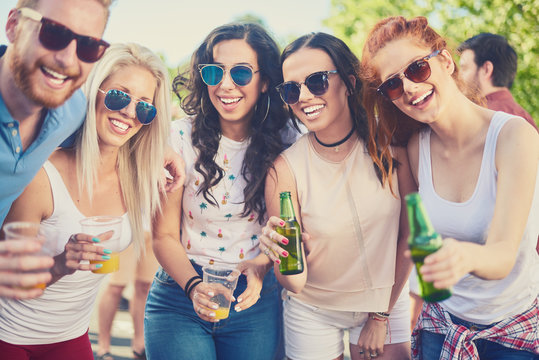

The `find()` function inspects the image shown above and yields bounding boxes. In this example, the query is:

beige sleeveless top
[282,134,400,312]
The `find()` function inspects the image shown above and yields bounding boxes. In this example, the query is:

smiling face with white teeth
[373,38,456,125]
[207,39,267,138]
[6,0,107,109]
[282,47,352,137]
[96,65,156,149]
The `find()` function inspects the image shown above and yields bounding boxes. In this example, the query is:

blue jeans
[420,313,538,360]
[144,264,281,360]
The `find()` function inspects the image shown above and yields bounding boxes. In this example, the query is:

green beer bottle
[277,191,304,275]
[405,192,452,302]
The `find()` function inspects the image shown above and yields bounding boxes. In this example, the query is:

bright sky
[0,0,332,66]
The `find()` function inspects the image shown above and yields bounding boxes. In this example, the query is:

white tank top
[0,161,131,344]
[418,112,539,324]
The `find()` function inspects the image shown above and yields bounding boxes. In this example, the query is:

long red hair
[360,16,482,187]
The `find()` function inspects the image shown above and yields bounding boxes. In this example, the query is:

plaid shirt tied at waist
[411,299,538,359]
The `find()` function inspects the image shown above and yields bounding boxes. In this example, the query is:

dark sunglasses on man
[18,7,109,63]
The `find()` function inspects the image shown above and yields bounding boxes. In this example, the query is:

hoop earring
[260,94,270,124]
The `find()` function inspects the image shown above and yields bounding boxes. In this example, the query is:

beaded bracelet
[374,311,390,318]
[184,275,202,296]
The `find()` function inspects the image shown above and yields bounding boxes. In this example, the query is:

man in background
[458,32,536,130]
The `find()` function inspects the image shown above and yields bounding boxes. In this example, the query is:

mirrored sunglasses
[98,89,156,125]
[276,70,338,105]
[377,50,440,100]
[198,64,259,87]
[18,7,109,63]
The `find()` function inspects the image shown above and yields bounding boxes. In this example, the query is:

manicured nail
[281,238,289,245]
[212,304,218,309]
[282,251,288,257]
[276,259,281,264]
[209,312,216,317]
[235,306,242,312]
[102,255,111,260]
[279,221,285,226]
[237,297,243,303]
[96,264,103,269]
[103,249,112,254]
[92,237,100,243]
[208,291,214,297]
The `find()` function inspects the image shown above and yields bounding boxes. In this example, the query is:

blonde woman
[0,43,170,360]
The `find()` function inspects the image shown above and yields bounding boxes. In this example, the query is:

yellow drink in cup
[213,307,230,320]
[80,216,123,274]
[3,221,56,290]
[202,266,240,320]
[90,252,120,274]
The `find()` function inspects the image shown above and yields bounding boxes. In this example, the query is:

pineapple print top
[170,118,264,266]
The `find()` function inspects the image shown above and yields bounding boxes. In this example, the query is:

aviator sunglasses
[198,64,259,87]
[276,70,338,105]
[18,7,109,63]
[377,50,440,100]
[98,89,157,125]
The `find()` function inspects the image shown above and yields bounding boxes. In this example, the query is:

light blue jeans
[420,313,538,359]
[144,264,281,360]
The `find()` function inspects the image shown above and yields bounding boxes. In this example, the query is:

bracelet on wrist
[186,279,203,301]
[183,275,202,295]
[374,311,390,318]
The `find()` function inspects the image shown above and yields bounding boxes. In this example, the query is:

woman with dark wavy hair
[259,32,415,360]
[361,16,538,359]
[144,22,296,360]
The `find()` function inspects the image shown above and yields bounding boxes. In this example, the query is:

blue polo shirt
[0,72,86,224]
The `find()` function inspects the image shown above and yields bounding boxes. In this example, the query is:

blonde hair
[78,43,171,255]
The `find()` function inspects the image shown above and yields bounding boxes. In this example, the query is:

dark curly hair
[173,22,290,224]
[281,32,391,187]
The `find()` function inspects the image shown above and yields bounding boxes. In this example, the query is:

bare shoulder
[498,117,539,156]
[5,167,53,223]
[48,149,74,175]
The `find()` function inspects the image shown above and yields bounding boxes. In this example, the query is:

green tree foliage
[325,0,538,124]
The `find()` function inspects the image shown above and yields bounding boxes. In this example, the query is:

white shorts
[283,285,410,360]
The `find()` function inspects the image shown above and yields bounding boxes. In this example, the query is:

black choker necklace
[314,124,356,153]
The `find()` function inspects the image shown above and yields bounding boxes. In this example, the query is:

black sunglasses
[98,89,157,125]
[377,50,440,100]
[18,7,109,63]
[276,70,338,105]
[198,64,259,87]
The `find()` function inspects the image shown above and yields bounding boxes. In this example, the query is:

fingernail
[92,237,100,243]
[209,312,216,317]
[282,238,289,245]
[237,297,242,303]
[96,264,103,268]
[279,221,285,226]
[232,296,236,302]
[282,251,288,257]
[208,291,214,297]
[103,249,112,254]
[235,306,242,312]
[276,259,281,264]
[102,255,111,260]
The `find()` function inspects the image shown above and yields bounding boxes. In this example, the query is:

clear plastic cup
[80,216,123,274]
[202,265,241,319]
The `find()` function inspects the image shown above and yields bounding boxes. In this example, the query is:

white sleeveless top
[0,161,131,344]
[418,112,539,324]
[283,134,401,312]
